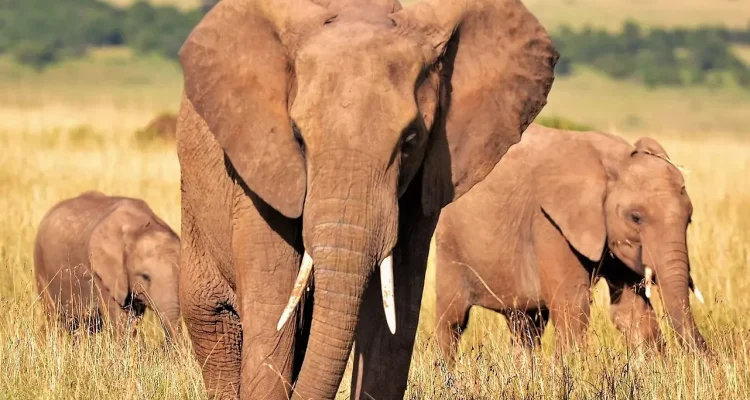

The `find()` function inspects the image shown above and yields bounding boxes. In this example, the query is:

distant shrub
[11,40,62,70]
[134,112,178,146]
[534,116,594,132]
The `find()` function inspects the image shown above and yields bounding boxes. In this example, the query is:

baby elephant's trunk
[147,284,182,344]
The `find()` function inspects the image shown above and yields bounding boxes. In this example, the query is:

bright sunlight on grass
[1,95,749,400]
[1,0,749,397]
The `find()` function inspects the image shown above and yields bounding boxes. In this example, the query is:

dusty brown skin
[34,191,181,342]
[175,0,557,398]
[435,124,707,362]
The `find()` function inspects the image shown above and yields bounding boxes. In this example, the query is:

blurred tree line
[0,0,209,69]
[1,0,749,90]
[553,20,750,88]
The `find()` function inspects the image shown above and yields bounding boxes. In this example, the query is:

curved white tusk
[644,267,653,299]
[380,254,396,334]
[688,275,705,304]
[277,252,313,331]
[693,287,705,304]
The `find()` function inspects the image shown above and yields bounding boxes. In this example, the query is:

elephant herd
[32,0,708,399]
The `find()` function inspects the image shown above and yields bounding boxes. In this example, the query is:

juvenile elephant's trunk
[290,155,398,399]
[648,234,706,351]
[160,303,182,343]
[147,283,182,343]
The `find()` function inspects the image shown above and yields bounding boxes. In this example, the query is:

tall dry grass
[2,46,750,397]
[1,114,749,399]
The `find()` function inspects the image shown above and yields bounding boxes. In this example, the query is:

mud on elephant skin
[34,191,182,343]
[434,124,708,363]
[175,0,557,398]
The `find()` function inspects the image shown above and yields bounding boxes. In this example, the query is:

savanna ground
[2,1,750,398]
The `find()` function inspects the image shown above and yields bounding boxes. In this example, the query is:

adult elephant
[434,124,708,362]
[175,0,557,398]
[34,191,182,342]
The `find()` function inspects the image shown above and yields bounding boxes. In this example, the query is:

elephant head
[179,0,557,396]
[535,135,707,351]
[89,203,182,342]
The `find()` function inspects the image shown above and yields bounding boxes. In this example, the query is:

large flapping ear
[178,0,329,219]
[534,143,608,262]
[390,0,559,214]
[88,203,151,308]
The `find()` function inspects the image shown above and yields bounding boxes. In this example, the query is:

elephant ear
[178,0,328,219]
[88,202,151,308]
[390,0,558,214]
[533,143,608,262]
[632,137,669,158]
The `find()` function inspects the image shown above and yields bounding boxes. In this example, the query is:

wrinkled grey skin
[34,191,181,342]
[434,124,707,362]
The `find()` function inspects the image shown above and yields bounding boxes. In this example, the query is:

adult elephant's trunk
[647,233,706,351]
[290,154,398,399]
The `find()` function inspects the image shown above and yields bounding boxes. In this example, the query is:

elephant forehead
[624,156,687,192]
[133,232,179,259]
[295,21,423,91]
[290,36,422,146]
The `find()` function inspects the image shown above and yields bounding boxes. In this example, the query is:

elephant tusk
[693,286,705,304]
[689,276,705,304]
[644,267,653,299]
[276,252,313,331]
[380,254,396,335]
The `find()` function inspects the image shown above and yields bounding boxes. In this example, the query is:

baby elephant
[434,124,707,361]
[34,191,181,341]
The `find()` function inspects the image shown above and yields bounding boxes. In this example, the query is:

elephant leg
[350,197,439,400]
[506,308,548,350]
[233,193,302,400]
[434,266,472,367]
[607,279,665,351]
[547,275,590,352]
[535,215,592,352]
[181,229,242,399]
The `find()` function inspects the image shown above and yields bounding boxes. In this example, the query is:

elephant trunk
[649,235,706,351]
[160,302,182,343]
[147,281,182,343]
[290,154,398,399]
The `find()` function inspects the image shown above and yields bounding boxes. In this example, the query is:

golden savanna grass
[2,99,750,399]
[2,3,750,394]
[2,105,750,400]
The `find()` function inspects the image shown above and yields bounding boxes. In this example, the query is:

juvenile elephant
[34,191,181,342]
[434,124,707,362]
[175,0,557,398]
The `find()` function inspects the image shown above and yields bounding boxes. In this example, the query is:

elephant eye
[629,211,642,225]
[401,130,419,156]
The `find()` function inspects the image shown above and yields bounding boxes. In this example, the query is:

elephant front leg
[350,209,439,400]
[181,227,242,399]
[233,194,303,400]
[535,215,592,352]
[607,279,665,351]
